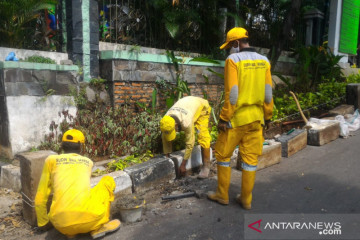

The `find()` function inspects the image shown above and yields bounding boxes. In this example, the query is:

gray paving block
[346,84,360,110]
[124,156,175,193]
[0,164,21,192]
[307,122,340,146]
[277,129,307,157]
[17,150,56,226]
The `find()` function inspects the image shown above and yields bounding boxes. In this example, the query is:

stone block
[17,150,56,226]
[113,70,141,82]
[0,164,21,192]
[329,104,354,116]
[170,145,213,177]
[257,142,282,170]
[91,170,132,197]
[191,66,204,75]
[124,156,175,193]
[276,129,307,157]
[32,70,56,86]
[60,60,73,65]
[4,68,20,83]
[346,84,360,110]
[307,122,340,146]
[236,142,282,171]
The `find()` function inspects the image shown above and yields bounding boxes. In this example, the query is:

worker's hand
[217,119,227,132]
[264,120,271,131]
[179,160,187,177]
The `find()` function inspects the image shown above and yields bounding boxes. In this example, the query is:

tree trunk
[268,0,302,71]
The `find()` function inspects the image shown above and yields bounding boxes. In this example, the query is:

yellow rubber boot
[207,165,231,205]
[236,170,256,210]
[90,219,121,239]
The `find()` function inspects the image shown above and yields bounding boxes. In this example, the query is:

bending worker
[35,129,121,239]
[160,96,212,178]
[208,27,273,209]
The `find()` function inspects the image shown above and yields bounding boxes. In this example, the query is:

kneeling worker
[35,129,121,239]
[160,96,212,178]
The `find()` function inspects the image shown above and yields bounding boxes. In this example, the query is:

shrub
[39,85,162,158]
[24,55,56,64]
[272,74,360,121]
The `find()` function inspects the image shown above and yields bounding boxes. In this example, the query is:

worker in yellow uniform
[35,129,121,239]
[208,27,273,209]
[160,96,212,178]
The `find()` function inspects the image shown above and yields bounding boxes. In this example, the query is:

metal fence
[97,0,313,58]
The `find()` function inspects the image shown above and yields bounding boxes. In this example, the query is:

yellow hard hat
[220,27,249,50]
[62,129,85,144]
[160,115,176,141]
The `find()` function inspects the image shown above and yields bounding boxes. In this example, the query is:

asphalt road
[32,130,360,240]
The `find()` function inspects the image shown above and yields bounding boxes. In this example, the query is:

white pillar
[328,0,349,65]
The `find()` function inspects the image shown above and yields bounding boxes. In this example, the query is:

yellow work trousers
[55,176,115,236]
[195,106,211,149]
[214,121,263,170]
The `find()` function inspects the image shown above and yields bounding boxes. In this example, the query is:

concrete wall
[0,62,79,159]
[0,47,69,65]
[6,96,76,155]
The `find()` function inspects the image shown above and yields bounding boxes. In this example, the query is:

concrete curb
[124,156,176,193]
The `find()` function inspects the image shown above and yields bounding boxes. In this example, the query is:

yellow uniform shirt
[35,154,114,230]
[220,48,274,127]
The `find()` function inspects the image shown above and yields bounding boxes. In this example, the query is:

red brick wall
[113,81,224,113]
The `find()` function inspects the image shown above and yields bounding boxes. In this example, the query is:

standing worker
[35,129,121,239]
[207,27,273,209]
[160,96,212,178]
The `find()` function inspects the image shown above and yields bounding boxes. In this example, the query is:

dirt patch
[0,188,35,240]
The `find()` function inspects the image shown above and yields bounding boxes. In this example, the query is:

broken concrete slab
[307,122,340,146]
[17,150,56,226]
[236,142,282,171]
[276,129,307,157]
[91,170,132,197]
[0,164,21,192]
[124,156,175,193]
[329,104,354,116]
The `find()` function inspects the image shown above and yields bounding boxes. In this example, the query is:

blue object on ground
[5,52,19,61]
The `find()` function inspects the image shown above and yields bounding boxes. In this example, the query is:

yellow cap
[62,129,85,144]
[160,115,176,141]
[220,27,249,50]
